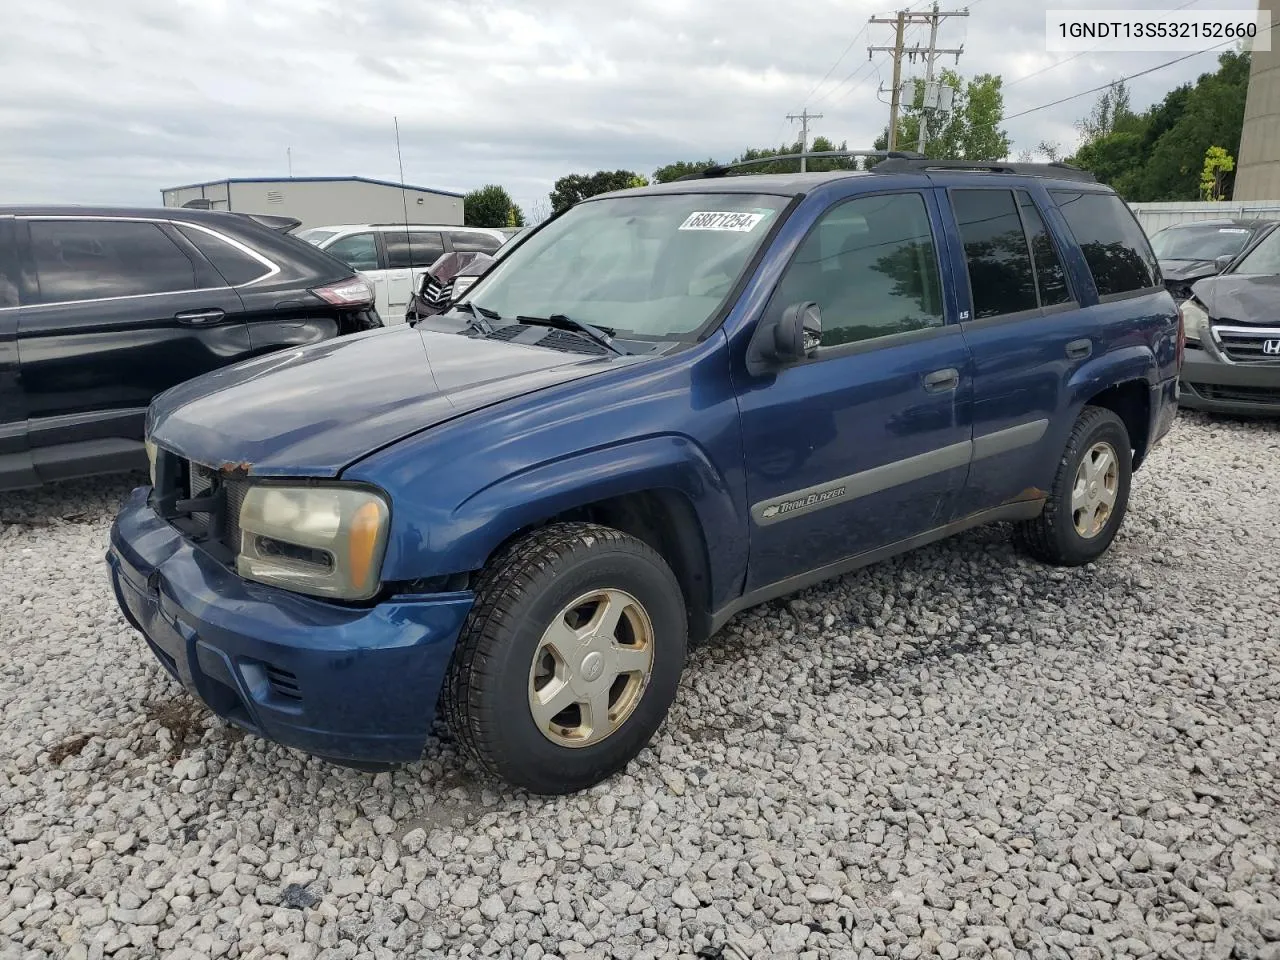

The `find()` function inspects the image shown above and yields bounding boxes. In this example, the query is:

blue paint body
[108,169,1181,765]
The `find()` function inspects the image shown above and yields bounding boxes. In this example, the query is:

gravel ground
[1,411,1278,960]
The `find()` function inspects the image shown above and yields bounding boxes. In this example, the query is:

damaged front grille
[152,451,248,563]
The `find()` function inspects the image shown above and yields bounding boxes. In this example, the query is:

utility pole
[869,12,907,152]
[786,109,824,172]
[870,6,966,153]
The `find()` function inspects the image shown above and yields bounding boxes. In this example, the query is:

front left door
[734,189,974,592]
[0,216,31,487]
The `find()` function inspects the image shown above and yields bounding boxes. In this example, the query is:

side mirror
[746,302,822,375]
[1213,254,1234,272]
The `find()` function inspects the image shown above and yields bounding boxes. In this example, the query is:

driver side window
[771,192,944,348]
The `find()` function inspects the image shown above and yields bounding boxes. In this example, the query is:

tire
[1014,406,1132,567]
[442,522,687,794]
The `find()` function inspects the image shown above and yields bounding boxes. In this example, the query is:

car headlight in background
[145,439,158,487]
[236,485,390,600]
[1178,299,1208,342]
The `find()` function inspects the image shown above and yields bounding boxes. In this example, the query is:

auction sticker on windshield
[679,211,765,232]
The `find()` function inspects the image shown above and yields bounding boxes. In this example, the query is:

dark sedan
[1179,226,1280,416]
[1150,218,1277,301]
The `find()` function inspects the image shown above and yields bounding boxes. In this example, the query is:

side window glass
[177,225,270,286]
[950,189,1037,319]
[385,231,445,269]
[450,232,502,253]
[324,232,380,272]
[1050,190,1158,296]
[1016,191,1071,306]
[0,220,16,308]
[771,192,944,347]
[29,220,196,304]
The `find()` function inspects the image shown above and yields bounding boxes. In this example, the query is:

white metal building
[160,177,464,229]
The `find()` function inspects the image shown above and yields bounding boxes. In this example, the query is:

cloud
[0,0,1254,215]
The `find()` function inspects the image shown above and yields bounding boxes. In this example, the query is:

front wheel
[442,522,687,794]
[1014,406,1133,566]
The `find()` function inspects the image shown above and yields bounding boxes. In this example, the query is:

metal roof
[161,176,465,199]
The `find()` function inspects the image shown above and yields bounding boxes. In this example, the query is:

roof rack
[871,158,1097,183]
[675,150,924,180]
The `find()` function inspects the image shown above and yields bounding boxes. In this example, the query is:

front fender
[452,433,741,592]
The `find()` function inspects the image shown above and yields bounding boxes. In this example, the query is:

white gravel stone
[0,415,1277,958]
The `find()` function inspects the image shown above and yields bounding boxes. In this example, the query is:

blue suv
[107,155,1181,794]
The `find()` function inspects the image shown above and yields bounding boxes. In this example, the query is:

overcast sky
[0,0,1260,217]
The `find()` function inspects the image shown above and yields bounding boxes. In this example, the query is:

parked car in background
[1178,226,1280,416]
[294,223,507,321]
[404,227,531,322]
[110,155,1180,794]
[1148,218,1276,301]
[0,205,382,491]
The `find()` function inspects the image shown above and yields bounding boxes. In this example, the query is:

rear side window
[177,225,271,286]
[0,219,16,308]
[1017,191,1071,306]
[324,232,380,272]
[950,189,1038,319]
[29,220,196,304]
[1050,190,1158,297]
[449,232,502,253]
[385,231,445,268]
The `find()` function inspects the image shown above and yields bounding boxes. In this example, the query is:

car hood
[1191,274,1280,324]
[147,326,623,477]
[1159,258,1221,282]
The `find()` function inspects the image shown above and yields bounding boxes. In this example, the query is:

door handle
[1066,338,1092,360]
[923,367,960,392]
[175,309,226,325]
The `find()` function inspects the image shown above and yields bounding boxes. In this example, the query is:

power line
[802,25,870,106]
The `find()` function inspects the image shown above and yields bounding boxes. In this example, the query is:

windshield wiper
[516,314,630,356]
[449,301,500,335]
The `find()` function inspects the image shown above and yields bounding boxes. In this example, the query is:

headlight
[236,485,390,600]
[145,440,158,487]
[1179,299,1208,342]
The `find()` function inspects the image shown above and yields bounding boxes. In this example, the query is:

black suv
[0,206,383,491]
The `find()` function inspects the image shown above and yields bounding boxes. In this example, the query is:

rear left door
[16,217,248,463]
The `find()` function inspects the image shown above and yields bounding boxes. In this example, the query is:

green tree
[1069,51,1250,201]
[876,71,1011,161]
[1200,145,1235,200]
[464,185,523,228]
[653,159,719,182]
[549,170,650,212]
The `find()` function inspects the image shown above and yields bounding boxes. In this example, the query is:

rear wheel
[442,522,686,794]
[1014,406,1132,566]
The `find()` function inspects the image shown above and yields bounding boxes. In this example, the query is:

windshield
[294,228,337,246]
[1150,223,1253,260]
[463,193,790,339]
[1233,228,1280,275]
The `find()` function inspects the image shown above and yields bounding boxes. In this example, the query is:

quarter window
[324,232,380,272]
[177,225,270,286]
[950,189,1038,319]
[1050,190,1158,297]
[29,220,197,304]
[770,192,944,347]
[385,231,446,269]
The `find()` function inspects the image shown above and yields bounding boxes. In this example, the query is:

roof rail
[675,150,924,181]
[871,158,1097,183]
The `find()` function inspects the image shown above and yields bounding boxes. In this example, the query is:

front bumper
[107,486,474,766]
[1179,347,1280,416]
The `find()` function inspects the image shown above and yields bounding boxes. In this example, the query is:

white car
[294,223,508,322]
